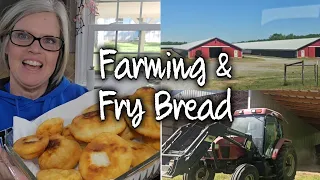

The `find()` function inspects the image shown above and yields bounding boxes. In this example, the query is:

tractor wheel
[274,143,297,180]
[231,164,259,180]
[182,164,215,180]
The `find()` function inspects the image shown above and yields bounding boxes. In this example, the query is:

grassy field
[205,56,320,90]
[177,55,320,90]
[162,171,320,180]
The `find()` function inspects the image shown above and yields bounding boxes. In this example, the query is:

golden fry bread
[39,135,82,170]
[126,87,160,139]
[36,118,64,137]
[129,87,156,103]
[119,124,141,140]
[79,133,132,180]
[142,136,160,151]
[82,103,115,115]
[62,126,87,148]
[13,135,49,160]
[77,140,88,149]
[62,125,76,141]
[82,104,99,114]
[124,115,160,139]
[69,110,126,143]
[105,103,115,112]
[128,140,157,167]
[37,169,83,180]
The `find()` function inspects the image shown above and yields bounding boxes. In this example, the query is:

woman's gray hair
[0,0,70,86]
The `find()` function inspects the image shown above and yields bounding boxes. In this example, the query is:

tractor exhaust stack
[248,90,252,109]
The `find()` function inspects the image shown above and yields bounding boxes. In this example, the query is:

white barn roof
[161,38,212,51]
[173,90,225,99]
[161,37,241,51]
[176,38,212,50]
[234,38,320,50]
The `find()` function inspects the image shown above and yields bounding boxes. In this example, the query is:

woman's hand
[0,147,28,180]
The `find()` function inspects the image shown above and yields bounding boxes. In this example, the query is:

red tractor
[162,108,297,180]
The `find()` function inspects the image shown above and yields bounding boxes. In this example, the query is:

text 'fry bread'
[126,87,160,139]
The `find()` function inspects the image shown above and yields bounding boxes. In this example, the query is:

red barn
[297,39,320,58]
[234,38,320,58]
[163,37,242,59]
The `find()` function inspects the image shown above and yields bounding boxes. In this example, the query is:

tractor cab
[162,108,297,180]
[231,108,285,157]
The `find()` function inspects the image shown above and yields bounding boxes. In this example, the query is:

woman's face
[6,12,61,88]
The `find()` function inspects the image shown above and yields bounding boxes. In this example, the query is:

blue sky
[161,0,320,43]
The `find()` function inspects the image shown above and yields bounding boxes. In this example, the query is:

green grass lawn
[162,172,320,180]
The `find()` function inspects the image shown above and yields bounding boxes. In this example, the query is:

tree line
[161,33,320,45]
[237,33,320,43]
[161,41,188,45]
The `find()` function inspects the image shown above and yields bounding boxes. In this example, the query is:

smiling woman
[6,12,63,98]
[0,0,88,178]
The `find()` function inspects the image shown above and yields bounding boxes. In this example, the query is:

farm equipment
[161,108,297,180]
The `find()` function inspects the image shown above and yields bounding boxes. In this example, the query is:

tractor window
[276,118,284,139]
[264,115,279,157]
[231,115,264,137]
[231,115,265,154]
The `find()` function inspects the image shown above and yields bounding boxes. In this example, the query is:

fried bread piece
[127,140,157,167]
[126,87,160,139]
[38,135,82,170]
[70,110,126,143]
[81,103,115,115]
[37,169,83,180]
[119,124,141,140]
[36,118,64,137]
[79,133,132,180]
[13,135,49,160]
[62,125,76,141]
[142,136,160,151]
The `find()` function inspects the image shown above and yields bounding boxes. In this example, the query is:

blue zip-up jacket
[0,76,88,145]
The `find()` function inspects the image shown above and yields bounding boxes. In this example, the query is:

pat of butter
[90,152,110,167]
